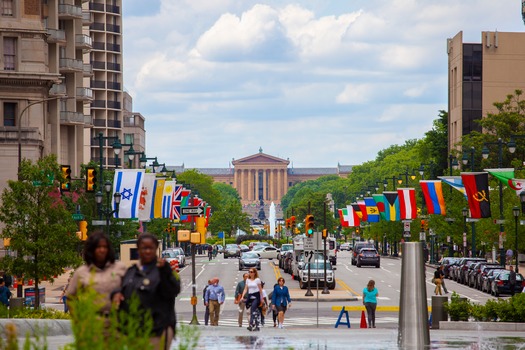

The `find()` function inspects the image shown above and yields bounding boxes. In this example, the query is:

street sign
[304,237,315,251]
[493,219,506,224]
[181,206,204,215]
[92,220,106,226]
[72,213,84,220]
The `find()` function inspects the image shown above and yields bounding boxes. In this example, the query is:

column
[234,167,238,194]
[284,168,288,198]
[263,169,267,201]
[239,169,244,200]
[277,168,282,201]
[248,169,254,201]
[255,169,259,201]
[270,169,275,201]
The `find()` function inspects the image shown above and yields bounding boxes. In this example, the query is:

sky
[122,0,525,169]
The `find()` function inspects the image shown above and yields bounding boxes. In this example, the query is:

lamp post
[124,144,137,168]
[95,181,121,237]
[94,132,121,196]
[512,206,520,273]
[399,167,416,187]
[482,138,508,266]
[462,146,478,257]
[418,162,436,180]
[139,154,160,172]
[462,207,468,256]
[383,176,398,191]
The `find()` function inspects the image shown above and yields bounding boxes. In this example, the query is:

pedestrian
[433,266,443,295]
[66,230,127,317]
[0,277,12,307]
[271,277,291,329]
[234,273,248,327]
[203,280,212,325]
[439,265,448,294]
[59,275,72,313]
[207,245,213,261]
[259,282,269,327]
[509,265,517,296]
[112,233,181,350]
[204,277,225,326]
[267,284,278,327]
[213,245,218,258]
[241,268,264,331]
[362,279,378,328]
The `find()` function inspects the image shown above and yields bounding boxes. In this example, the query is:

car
[215,244,224,254]
[490,271,524,296]
[351,242,375,265]
[253,245,280,260]
[223,244,241,258]
[277,244,293,268]
[167,247,186,268]
[239,252,261,271]
[249,241,271,250]
[291,251,324,280]
[440,257,459,279]
[239,244,250,253]
[469,262,500,289]
[475,264,502,290]
[481,268,506,293]
[340,243,351,251]
[161,250,181,270]
[356,248,380,268]
[455,258,486,284]
[298,260,336,290]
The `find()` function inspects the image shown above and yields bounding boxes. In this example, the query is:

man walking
[203,280,212,325]
[509,265,517,296]
[204,277,225,326]
[235,273,248,327]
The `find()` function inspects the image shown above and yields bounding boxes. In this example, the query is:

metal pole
[515,214,519,273]
[189,190,200,325]
[105,189,110,237]
[463,215,467,257]
[322,202,329,294]
[498,139,506,266]
[98,133,104,199]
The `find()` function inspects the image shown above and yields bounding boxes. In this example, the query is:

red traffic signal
[61,165,71,191]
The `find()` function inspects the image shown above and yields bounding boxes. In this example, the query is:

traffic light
[77,220,88,241]
[421,220,428,231]
[355,227,360,235]
[60,165,71,191]
[322,229,328,238]
[305,214,315,236]
[285,218,290,229]
[86,167,97,192]
[290,216,296,228]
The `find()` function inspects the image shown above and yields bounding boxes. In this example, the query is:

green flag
[484,168,515,186]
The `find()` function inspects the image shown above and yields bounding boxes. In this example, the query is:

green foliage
[208,199,251,238]
[444,292,471,321]
[176,169,220,210]
[446,293,525,323]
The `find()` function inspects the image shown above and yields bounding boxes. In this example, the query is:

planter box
[440,321,525,331]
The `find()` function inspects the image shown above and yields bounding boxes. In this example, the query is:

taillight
[522,281,525,287]
[359,253,364,257]
[496,280,504,286]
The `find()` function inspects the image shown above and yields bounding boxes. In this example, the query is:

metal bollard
[398,242,430,349]
[431,296,448,329]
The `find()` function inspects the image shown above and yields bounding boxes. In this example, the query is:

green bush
[444,292,471,321]
[446,292,525,323]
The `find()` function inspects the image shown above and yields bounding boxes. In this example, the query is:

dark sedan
[239,252,261,271]
[224,244,241,258]
[490,271,524,296]
[356,248,380,268]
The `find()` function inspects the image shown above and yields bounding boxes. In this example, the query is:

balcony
[83,64,93,77]
[91,80,105,89]
[60,111,85,125]
[46,29,66,44]
[92,100,106,108]
[106,4,120,14]
[82,11,93,25]
[107,100,121,109]
[76,87,93,101]
[106,24,121,34]
[89,2,105,12]
[93,119,106,127]
[108,119,121,128]
[107,81,121,90]
[92,41,105,50]
[106,43,121,52]
[107,62,121,71]
[75,34,93,51]
[92,61,105,69]
[58,4,82,19]
[84,115,93,126]
[90,22,104,31]
[59,58,83,72]
[49,83,66,96]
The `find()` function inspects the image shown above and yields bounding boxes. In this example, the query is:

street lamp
[462,207,468,256]
[139,154,160,173]
[512,206,520,273]
[399,167,416,187]
[124,144,137,168]
[384,176,398,191]
[94,133,121,195]
[462,147,478,257]
[95,181,121,237]
[418,162,436,180]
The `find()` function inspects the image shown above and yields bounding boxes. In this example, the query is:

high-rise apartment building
[0,0,93,194]
[448,31,525,151]
[122,91,145,169]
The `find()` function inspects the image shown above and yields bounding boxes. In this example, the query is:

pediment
[232,152,290,165]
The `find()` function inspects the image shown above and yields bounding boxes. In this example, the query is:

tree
[208,199,251,237]
[0,155,81,308]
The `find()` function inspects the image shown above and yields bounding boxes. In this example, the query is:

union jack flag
[171,185,183,220]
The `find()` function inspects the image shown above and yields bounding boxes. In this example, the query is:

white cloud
[336,84,372,104]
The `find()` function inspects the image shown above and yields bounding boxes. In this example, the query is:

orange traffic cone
[360,310,367,328]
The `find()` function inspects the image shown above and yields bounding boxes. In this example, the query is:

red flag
[461,172,491,218]
[397,188,417,220]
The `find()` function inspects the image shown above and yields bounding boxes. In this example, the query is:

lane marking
[336,279,360,297]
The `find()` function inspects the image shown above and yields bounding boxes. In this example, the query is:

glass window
[3,37,16,70]
[3,102,16,126]
[124,133,134,144]
[1,0,13,16]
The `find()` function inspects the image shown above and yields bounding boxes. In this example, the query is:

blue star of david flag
[113,169,145,219]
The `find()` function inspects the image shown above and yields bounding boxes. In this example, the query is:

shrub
[444,292,470,321]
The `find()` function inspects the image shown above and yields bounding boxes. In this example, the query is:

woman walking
[271,277,291,329]
[362,279,378,328]
[433,266,443,295]
[241,268,264,331]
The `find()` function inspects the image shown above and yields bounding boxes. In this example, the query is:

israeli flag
[113,169,145,219]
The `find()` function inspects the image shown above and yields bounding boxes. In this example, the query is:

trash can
[431,295,448,329]
[9,297,24,311]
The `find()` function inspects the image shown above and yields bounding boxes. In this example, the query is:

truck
[291,234,337,279]
[298,259,336,290]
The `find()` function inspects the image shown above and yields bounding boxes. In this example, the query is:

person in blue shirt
[0,278,11,307]
[362,279,378,328]
[204,277,225,326]
[271,277,291,329]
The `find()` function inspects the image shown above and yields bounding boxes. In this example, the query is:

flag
[397,188,417,220]
[372,194,386,220]
[461,172,491,219]
[351,203,364,220]
[509,179,525,195]
[438,176,467,197]
[112,169,145,219]
[171,184,183,220]
[420,180,446,215]
[357,199,368,222]
[180,189,191,222]
[205,205,211,227]
[150,178,165,219]
[484,168,515,186]
[339,205,361,227]
[364,197,380,222]
[138,173,155,221]
[383,192,400,221]
[162,181,175,218]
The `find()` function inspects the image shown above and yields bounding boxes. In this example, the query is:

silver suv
[298,260,336,290]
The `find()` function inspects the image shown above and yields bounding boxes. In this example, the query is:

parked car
[440,257,459,279]
[278,244,293,268]
[298,260,336,290]
[351,241,375,265]
[490,271,524,296]
[356,248,380,268]
[239,244,250,253]
[454,258,486,284]
[161,250,180,271]
[481,268,506,293]
[168,247,186,268]
[340,243,351,251]
[224,244,241,258]
[468,262,500,289]
[239,252,261,271]
[475,264,503,290]
[253,245,280,260]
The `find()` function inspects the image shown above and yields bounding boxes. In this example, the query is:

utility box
[431,295,448,329]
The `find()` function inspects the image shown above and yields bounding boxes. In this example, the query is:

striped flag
[462,172,491,218]
[162,181,176,218]
[397,188,417,220]
[438,176,467,197]
[383,192,400,221]
[357,199,368,222]
[138,173,155,221]
[372,194,386,220]
[339,205,361,227]
[364,197,380,222]
[420,180,446,215]
[112,169,145,219]
[150,178,165,219]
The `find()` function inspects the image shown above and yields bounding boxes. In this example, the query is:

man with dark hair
[509,265,517,296]
[235,273,249,327]
[0,278,12,307]
[204,277,225,326]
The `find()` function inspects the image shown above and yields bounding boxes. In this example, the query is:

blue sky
[122,0,525,169]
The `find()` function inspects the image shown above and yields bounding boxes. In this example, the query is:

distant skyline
[122,0,525,168]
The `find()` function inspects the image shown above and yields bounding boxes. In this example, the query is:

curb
[293,296,358,302]
[0,319,72,337]
[439,321,525,331]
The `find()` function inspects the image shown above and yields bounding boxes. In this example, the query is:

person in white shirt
[241,268,264,331]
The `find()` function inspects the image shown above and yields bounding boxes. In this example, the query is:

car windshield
[162,251,176,258]
[242,252,259,259]
[281,244,293,251]
[253,246,264,251]
[226,244,238,249]
[306,262,330,270]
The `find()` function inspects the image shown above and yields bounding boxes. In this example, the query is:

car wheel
[328,283,336,290]
[494,288,499,297]
[376,264,380,268]
[357,262,361,268]
[299,280,306,289]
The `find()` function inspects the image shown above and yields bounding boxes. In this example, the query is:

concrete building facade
[448,31,525,150]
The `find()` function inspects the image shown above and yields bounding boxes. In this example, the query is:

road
[174,250,505,329]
